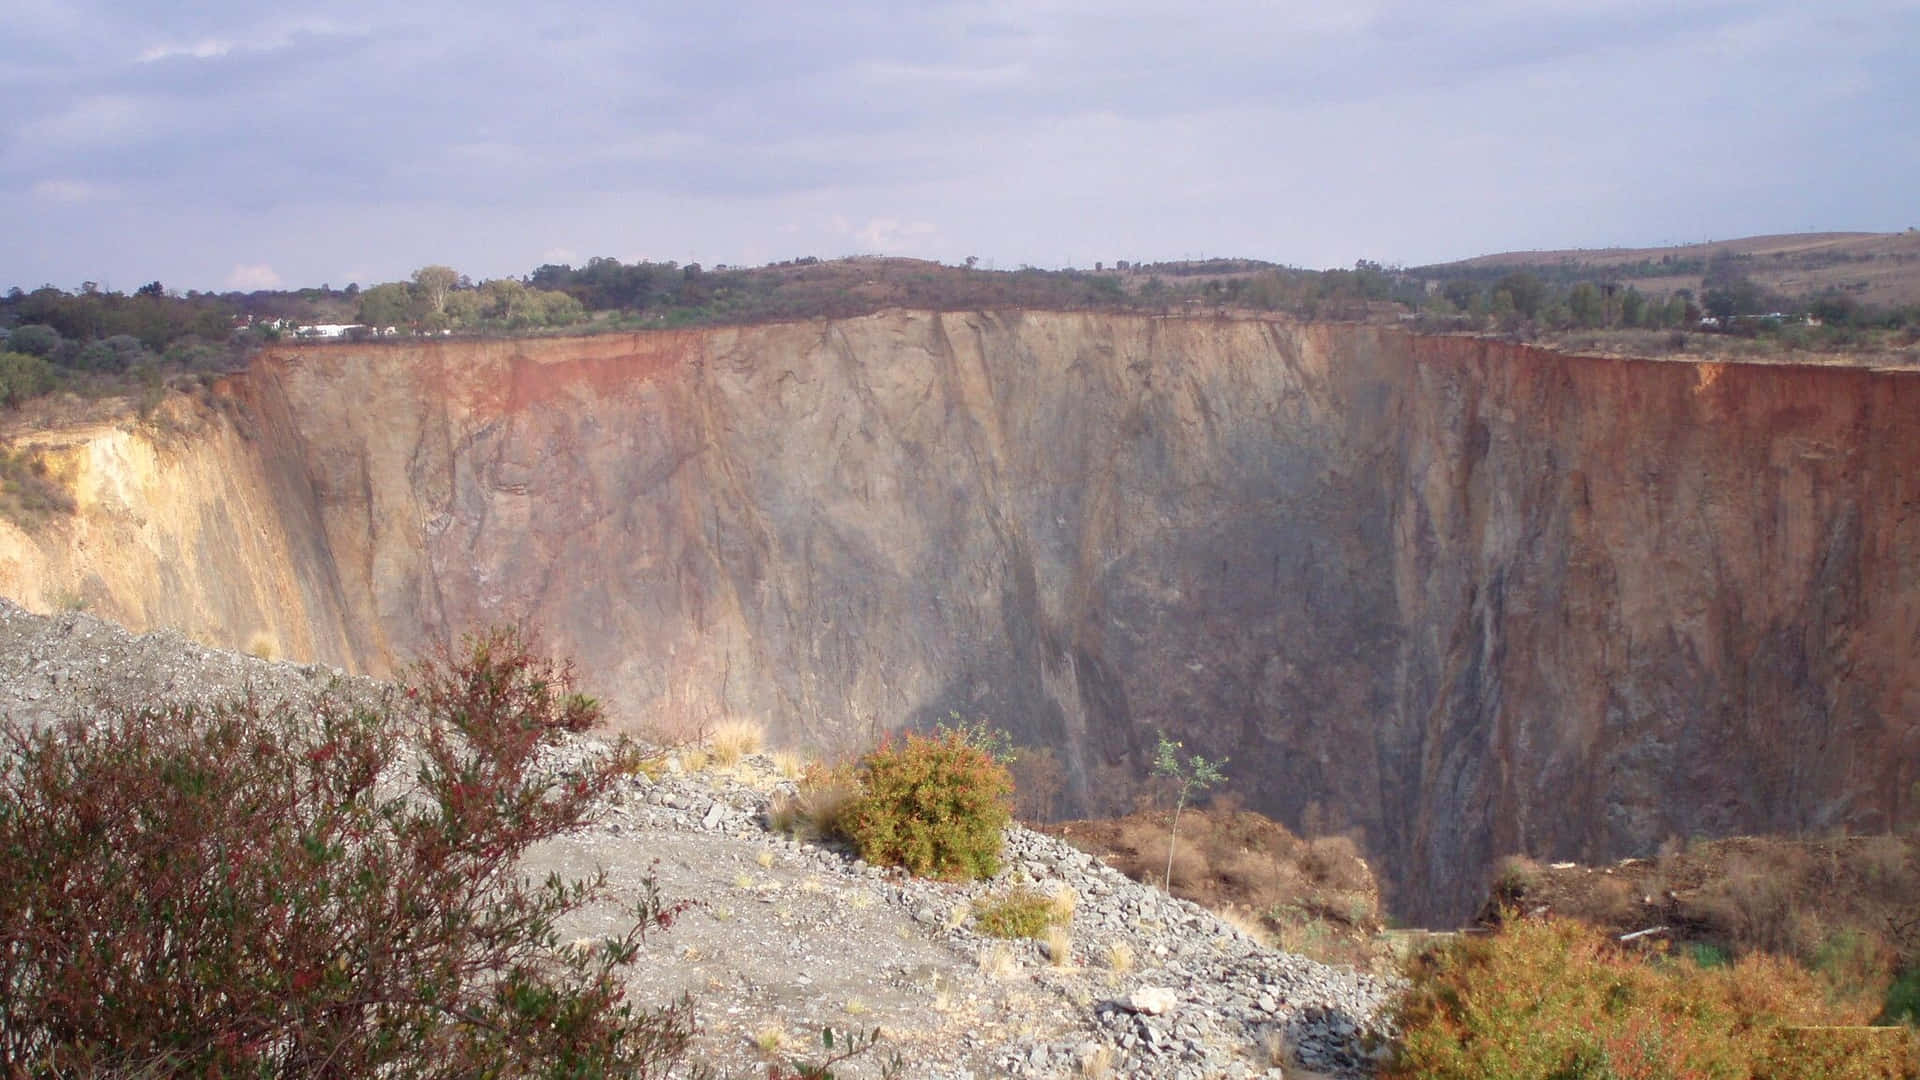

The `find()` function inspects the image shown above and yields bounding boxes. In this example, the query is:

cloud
[854,218,939,254]
[138,39,234,63]
[18,96,148,149]
[225,263,282,290]
[134,18,355,64]
[31,179,114,203]
[0,0,1914,290]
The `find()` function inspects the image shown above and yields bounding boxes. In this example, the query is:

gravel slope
[0,599,1402,1078]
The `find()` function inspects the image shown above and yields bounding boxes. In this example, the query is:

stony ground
[0,599,1404,1079]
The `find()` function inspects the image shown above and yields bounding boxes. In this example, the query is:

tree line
[9,251,1918,411]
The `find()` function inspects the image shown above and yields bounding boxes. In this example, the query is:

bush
[839,729,1013,879]
[0,350,53,407]
[1391,916,1908,1080]
[972,888,1060,940]
[0,629,698,1078]
[1883,967,1920,1026]
[5,324,61,357]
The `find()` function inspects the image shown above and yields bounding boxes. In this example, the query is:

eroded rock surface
[3,312,1917,922]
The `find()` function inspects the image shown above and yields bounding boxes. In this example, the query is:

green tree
[1490,288,1518,327]
[356,282,417,329]
[6,325,61,358]
[1566,283,1605,328]
[481,278,530,323]
[1810,292,1858,326]
[411,265,461,320]
[531,289,585,326]
[1441,279,1481,312]
[1493,272,1545,318]
[0,351,53,406]
[1152,733,1227,889]
[1620,286,1648,327]
[442,288,483,329]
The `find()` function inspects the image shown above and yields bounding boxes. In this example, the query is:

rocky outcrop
[4,312,1916,922]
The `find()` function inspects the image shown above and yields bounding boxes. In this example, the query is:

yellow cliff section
[0,395,367,670]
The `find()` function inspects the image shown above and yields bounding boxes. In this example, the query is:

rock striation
[3,312,1917,922]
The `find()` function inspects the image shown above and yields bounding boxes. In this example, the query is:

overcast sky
[4,1,1916,293]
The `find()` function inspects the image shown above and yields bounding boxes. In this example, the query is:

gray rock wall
[9,312,1917,922]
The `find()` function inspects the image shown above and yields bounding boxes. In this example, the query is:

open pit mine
[3,310,1915,923]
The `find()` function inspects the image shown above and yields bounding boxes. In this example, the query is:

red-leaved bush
[0,628,694,1078]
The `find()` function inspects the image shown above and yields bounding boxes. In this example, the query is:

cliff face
[3,312,1915,922]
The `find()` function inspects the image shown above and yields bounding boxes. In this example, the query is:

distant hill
[1415,230,1920,308]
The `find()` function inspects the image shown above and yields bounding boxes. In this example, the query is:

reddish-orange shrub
[0,629,692,1078]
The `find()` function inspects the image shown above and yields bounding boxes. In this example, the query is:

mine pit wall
[0,392,367,670]
[3,311,1916,924]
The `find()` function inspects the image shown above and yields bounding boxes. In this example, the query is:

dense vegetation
[1392,916,1917,1080]
[8,245,1919,415]
[0,631,699,1076]
[0,631,893,1079]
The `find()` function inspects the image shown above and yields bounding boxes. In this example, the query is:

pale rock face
[3,311,1916,923]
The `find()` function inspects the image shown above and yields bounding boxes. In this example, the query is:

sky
[3,0,1917,293]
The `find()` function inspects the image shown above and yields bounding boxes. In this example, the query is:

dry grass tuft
[1043,924,1074,968]
[1216,903,1271,944]
[245,632,276,661]
[978,944,1020,979]
[750,1022,786,1056]
[767,766,863,840]
[769,749,807,779]
[708,718,764,767]
[1103,940,1135,974]
[627,752,670,782]
[1048,884,1079,924]
[1261,1027,1288,1068]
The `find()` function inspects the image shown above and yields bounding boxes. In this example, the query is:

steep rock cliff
[3,312,1914,922]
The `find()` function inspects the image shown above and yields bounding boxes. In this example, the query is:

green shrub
[0,350,53,407]
[1391,916,1904,1080]
[972,888,1059,939]
[5,324,61,358]
[1688,941,1733,969]
[839,729,1013,880]
[0,629,697,1078]
[1883,967,1920,1026]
